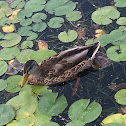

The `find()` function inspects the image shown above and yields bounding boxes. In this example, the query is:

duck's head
[19,60,39,87]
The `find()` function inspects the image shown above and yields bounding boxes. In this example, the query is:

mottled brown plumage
[19,42,110,87]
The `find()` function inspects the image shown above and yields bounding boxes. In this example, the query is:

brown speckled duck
[19,42,110,87]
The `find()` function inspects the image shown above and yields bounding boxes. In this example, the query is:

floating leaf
[68,99,102,124]
[116,17,126,25]
[0,46,20,60]
[58,30,78,42]
[0,32,4,39]
[16,49,35,63]
[5,75,22,93]
[103,123,126,126]
[91,6,120,25]
[17,9,32,19]
[18,26,32,36]
[65,121,84,126]
[95,29,106,38]
[0,104,15,126]
[42,122,60,126]
[11,0,25,9]
[6,114,35,126]
[0,17,11,26]
[21,40,33,49]
[26,31,38,40]
[0,79,7,91]
[25,0,45,12]
[115,89,126,105]
[66,11,82,21]
[114,0,126,7]
[0,61,8,76]
[38,92,68,116]
[2,24,15,33]
[32,22,47,32]
[34,109,51,126]
[32,13,47,23]
[48,17,64,28]
[30,49,56,63]
[101,113,126,125]
[0,33,21,47]
[107,45,126,62]
[20,18,32,26]
[38,40,48,50]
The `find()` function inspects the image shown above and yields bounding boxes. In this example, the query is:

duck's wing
[39,42,100,76]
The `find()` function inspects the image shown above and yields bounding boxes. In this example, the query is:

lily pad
[58,30,78,42]
[21,40,33,49]
[0,46,20,60]
[32,13,47,23]
[0,104,15,126]
[38,92,68,116]
[48,17,64,28]
[0,33,21,47]
[18,26,32,36]
[11,0,25,9]
[115,89,126,105]
[20,18,32,26]
[107,45,126,61]
[0,32,4,39]
[43,122,60,126]
[26,31,38,40]
[116,17,126,25]
[16,49,35,63]
[0,17,11,26]
[65,121,84,126]
[32,22,47,32]
[5,75,22,93]
[114,0,126,7]
[34,109,51,126]
[0,61,8,76]
[66,11,82,21]
[91,6,120,25]
[0,79,7,91]
[30,49,56,63]
[68,99,102,123]
[103,123,126,126]
[25,0,45,12]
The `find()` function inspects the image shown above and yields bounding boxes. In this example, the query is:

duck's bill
[19,73,29,88]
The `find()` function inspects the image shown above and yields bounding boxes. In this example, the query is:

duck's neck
[31,66,42,78]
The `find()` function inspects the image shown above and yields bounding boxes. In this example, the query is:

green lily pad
[43,122,60,126]
[5,75,22,93]
[68,99,102,123]
[0,104,15,126]
[32,13,47,23]
[0,46,20,60]
[58,30,78,42]
[0,32,4,39]
[20,18,32,26]
[91,6,120,25]
[119,26,126,31]
[115,89,126,105]
[7,114,35,126]
[17,9,32,19]
[11,15,21,23]
[107,45,126,61]
[116,17,126,25]
[18,26,32,36]
[32,22,47,32]
[103,123,126,126]
[16,49,35,63]
[44,0,69,14]
[66,11,82,21]
[0,61,8,76]
[65,121,84,126]
[34,109,51,126]
[0,33,21,47]
[38,92,68,116]
[7,85,38,120]
[11,0,25,9]
[0,79,7,91]
[25,0,45,12]
[26,31,38,40]
[30,49,56,63]
[48,17,64,28]
[21,40,33,49]
[0,17,11,26]
[114,0,126,7]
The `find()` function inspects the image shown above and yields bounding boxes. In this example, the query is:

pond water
[1,0,126,126]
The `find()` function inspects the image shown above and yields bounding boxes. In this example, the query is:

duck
[19,42,110,87]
